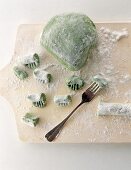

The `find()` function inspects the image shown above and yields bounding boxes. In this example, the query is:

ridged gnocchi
[13,66,28,80]
[54,95,72,106]
[27,93,46,108]
[33,68,52,84]
[66,75,84,91]
[22,113,39,127]
[22,53,40,69]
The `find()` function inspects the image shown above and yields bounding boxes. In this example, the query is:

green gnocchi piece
[27,93,46,108]
[22,113,39,127]
[33,68,52,84]
[22,53,40,69]
[66,75,84,91]
[41,13,97,71]
[54,95,72,106]
[13,66,28,80]
[92,75,108,88]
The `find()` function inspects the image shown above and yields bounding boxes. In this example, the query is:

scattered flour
[7,25,131,142]
[100,27,128,42]
[79,26,130,101]
[119,73,131,83]
[125,90,131,101]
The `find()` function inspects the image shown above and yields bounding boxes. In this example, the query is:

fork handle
[45,101,84,142]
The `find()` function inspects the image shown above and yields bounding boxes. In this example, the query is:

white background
[0,0,131,169]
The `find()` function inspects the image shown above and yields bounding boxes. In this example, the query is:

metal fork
[45,81,102,142]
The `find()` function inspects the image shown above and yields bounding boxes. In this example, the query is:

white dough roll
[97,102,131,116]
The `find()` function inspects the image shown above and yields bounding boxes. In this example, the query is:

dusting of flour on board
[3,24,131,143]
[42,26,131,142]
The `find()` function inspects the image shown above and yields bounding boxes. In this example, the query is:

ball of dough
[40,13,97,71]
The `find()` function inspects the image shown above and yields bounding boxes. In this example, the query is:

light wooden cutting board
[0,23,131,143]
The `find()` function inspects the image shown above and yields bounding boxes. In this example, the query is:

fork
[45,81,102,142]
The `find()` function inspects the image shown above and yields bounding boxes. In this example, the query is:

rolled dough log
[97,102,131,116]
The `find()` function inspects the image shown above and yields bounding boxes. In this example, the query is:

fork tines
[88,81,101,94]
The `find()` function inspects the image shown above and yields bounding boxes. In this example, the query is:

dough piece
[92,75,108,88]
[13,66,28,80]
[54,95,72,106]
[66,75,84,91]
[27,93,46,108]
[22,113,39,127]
[33,68,52,84]
[21,53,40,69]
[97,102,131,116]
[41,13,97,71]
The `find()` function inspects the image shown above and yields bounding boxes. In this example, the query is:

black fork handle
[45,101,84,142]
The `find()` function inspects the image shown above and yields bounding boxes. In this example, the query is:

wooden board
[0,23,131,143]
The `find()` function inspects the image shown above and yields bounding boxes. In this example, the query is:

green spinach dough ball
[41,13,97,71]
